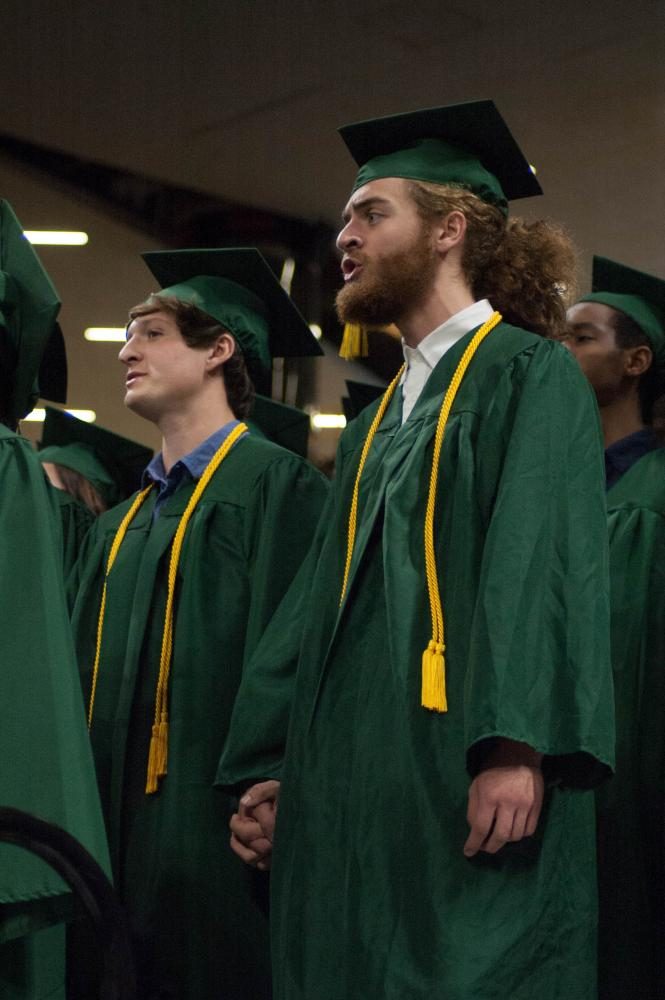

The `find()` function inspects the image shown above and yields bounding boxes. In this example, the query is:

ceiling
[2,0,664,459]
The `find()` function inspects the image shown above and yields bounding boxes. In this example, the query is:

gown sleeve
[463,342,615,787]
[216,460,331,793]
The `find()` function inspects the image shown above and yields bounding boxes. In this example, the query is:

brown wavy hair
[407,181,578,340]
[128,296,255,418]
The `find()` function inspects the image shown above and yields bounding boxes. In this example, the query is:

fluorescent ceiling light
[24,231,89,246]
[24,408,96,423]
[280,257,296,294]
[310,413,346,430]
[85,327,126,342]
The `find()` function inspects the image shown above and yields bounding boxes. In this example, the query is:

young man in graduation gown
[222,102,615,1000]
[566,258,665,1000]
[0,200,109,998]
[68,248,328,1000]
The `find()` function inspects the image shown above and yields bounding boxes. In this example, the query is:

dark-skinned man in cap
[566,257,665,1000]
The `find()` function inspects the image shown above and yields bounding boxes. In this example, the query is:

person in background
[566,257,665,1000]
[222,101,614,1000]
[68,248,328,1000]
[39,405,153,575]
[0,199,109,999]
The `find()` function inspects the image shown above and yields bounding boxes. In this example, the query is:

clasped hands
[229,779,280,871]
[229,740,544,867]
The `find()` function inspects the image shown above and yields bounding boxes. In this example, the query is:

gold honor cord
[420,311,501,711]
[339,364,405,605]
[338,312,502,713]
[88,484,155,729]
[87,422,249,795]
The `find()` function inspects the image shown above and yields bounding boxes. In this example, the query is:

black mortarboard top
[580,256,665,367]
[39,406,153,505]
[0,200,62,421]
[247,395,310,458]
[339,100,542,215]
[342,380,386,422]
[38,322,68,404]
[140,249,322,390]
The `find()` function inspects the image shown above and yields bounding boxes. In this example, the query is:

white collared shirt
[399,299,494,423]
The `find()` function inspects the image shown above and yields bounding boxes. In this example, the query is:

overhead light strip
[24,231,89,246]
[310,413,346,430]
[84,327,127,342]
[24,408,97,423]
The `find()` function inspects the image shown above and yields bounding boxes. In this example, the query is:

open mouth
[341,256,363,283]
[126,372,145,386]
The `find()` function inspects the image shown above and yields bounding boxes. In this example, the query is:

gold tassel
[339,323,369,360]
[146,723,162,794]
[421,641,447,713]
[156,715,169,778]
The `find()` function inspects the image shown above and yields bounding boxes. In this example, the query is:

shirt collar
[401,299,494,373]
[605,428,659,489]
[143,419,241,488]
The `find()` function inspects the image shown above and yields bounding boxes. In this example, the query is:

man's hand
[464,740,544,857]
[229,780,280,871]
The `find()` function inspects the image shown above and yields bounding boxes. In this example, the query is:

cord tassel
[146,724,162,794]
[156,715,169,778]
[421,641,447,712]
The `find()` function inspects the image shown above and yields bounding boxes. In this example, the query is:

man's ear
[624,344,653,378]
[206,332,236,373]
[432,210,467,254]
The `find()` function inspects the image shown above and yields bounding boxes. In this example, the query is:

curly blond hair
[407,181,578,340]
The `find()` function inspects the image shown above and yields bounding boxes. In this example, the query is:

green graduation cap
[338,99,542,216]
[246,395,311,458]
[140,248,322,393]
[579,256,665,368]
[342,380,385,422]
[39,406,153,506]
[0,200,62,422]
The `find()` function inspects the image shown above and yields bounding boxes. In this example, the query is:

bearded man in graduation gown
[0,200,109,999]
[566,258,665,1000]
[68,248,328,1000]
[221,102,615,1000]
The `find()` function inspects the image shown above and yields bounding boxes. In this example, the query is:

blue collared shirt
[142,420,244,518]
[605,428,659,490]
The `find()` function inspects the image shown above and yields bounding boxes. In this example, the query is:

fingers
[464,766,544,857]
[229,812,274,868]
[525,774,545,836]
[253,799,278,841]
[482,806,526,854]
[463,792,496,857]
[230,831,263,865]
[240,780,281,810]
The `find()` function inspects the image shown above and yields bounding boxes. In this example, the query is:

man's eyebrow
[568,321,599,332]
[341,196,392,223]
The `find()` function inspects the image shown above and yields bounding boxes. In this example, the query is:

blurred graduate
[0,200,109,999]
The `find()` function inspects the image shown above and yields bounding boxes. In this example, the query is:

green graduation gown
[69,432,328,1000]
[50,484,94,579]
[596,446,665,999]
[223,324,615,1000]
[0,426,109,998]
